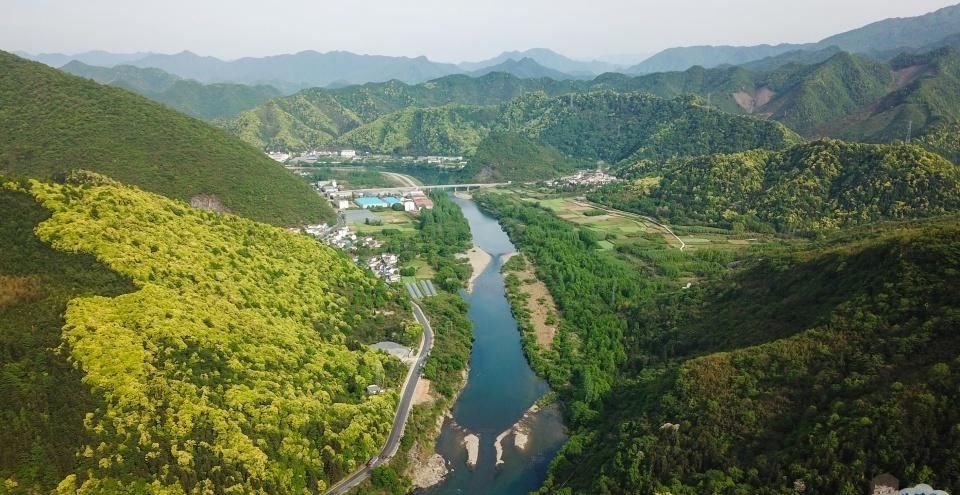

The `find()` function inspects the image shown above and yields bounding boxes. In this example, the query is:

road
[381,171,421,188]
[324,303,435,495]
[575,200,687,251]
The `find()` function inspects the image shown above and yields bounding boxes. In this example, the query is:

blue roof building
[355,197,387,209]
[382,196,402,206]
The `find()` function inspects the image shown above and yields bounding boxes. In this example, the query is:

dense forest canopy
[0,50,331,226]
[594,139,960,235]
[1,171,412,493]
[538,217,960,494]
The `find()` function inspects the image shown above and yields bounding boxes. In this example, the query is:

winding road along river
[420,196,567,495]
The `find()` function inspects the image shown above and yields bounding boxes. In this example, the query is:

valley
[3,2,960,494]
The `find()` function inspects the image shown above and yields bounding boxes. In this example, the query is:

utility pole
[906,120,913,144]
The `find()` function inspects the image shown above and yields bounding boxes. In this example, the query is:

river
[419,196,567,495]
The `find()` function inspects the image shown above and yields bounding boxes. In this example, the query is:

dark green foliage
[0,188,136,493]
[540,218,960,495]
[499,91,800,164]
[0,50,332,226]
[461,132,580,181]
[594,139,960,234]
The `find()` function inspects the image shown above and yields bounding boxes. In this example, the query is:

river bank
[418,196,567,495]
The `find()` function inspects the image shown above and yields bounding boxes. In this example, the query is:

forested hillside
[499,91,800,163]
[222,73,583,150]
[0,172,413,493]
[460,132,580,181]
[0,51,330,225]
[594,140,960,234]
[539,217,960,494]
[339,105,500,156]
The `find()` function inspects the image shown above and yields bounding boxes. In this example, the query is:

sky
[3,0,958,63]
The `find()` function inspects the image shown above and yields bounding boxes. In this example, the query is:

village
[267,148,467,168]
[543,168,619,188]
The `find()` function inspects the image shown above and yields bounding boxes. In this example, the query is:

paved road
[381,171,422,188]
[576,200,687,251]
[324,303,435,495]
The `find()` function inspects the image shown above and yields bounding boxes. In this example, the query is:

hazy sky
[3,0,958,62]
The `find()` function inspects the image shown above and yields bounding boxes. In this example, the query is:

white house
[403,200,417,212]
[340,149,357,158]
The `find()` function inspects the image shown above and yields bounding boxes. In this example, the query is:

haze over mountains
[17,3,960,92]
[627,3,960,73]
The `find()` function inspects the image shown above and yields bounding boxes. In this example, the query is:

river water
[420,196,567,495]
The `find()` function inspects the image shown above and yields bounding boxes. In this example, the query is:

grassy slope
[0,50,331,226]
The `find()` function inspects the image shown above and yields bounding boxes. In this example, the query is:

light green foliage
[7,172,408,493]
[0,50,331,225]
[595,139,960,234]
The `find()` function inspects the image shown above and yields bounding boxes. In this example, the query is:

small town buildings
[334,199,350,209]
[366,385,382,395]
[340,149,357,158]
[403,200,417,212]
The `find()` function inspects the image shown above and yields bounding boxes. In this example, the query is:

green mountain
[539,216,960,494]
[61,60,181,93]
[826,48,960,143]
[498,91,800,164]
[339,104,499,156]
[757,51,893,136]
[151,80,283,120]
[0,51,330,225]
[223,73,583,150]
[605,48,960,145]
[594,139,960,234]
[0,172,411,493]
[460,132,580,181]
[60,61,283,119]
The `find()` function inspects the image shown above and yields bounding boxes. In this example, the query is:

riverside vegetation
[350,192,476,495]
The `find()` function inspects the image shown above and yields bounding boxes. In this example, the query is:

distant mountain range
[628,3,960,73]
[60,61,282,120]
[467,57,582,80]
[458,48,622,76]
[17,48,604,90]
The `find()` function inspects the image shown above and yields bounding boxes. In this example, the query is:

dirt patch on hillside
[0,276,41,309]
[412,378,434,406]
[190,194,230,213]
[732,86,776,113]
[890,64,934,92]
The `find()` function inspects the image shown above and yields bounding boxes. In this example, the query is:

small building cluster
[274,149,466,167]
[366,253,401,284]
[312,179,434,212]
[546,170,619,188]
